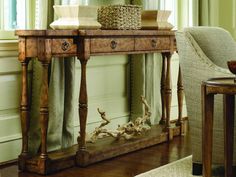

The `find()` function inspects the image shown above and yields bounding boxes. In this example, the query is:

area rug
[135,155,224,177]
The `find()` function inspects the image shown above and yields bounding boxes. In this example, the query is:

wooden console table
[15,29,185,175]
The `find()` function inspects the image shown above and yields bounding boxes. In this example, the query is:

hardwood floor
[0,135,191,177]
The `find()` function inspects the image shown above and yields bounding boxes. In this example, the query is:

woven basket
[97,5,141,30]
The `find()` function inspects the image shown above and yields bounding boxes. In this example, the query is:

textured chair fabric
[176,26,236,165]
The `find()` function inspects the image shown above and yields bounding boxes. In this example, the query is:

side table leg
[202,84,214,177]
[159,54,166,125]
[19,59,30,170]
[77,59,88,150]
[39,61,50,159]
[223,94,234,177]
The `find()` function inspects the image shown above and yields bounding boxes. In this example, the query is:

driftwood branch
[86,96,151,143]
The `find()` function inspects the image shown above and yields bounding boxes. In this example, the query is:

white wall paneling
[0,41,23,163]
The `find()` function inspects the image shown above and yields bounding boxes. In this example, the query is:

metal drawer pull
[61,40,70,51]
[151,39,157,48]
[110,40,117,49]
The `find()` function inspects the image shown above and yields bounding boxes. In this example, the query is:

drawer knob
[61,40,70,51]
[151,39,157,48]
[110,40,117,49]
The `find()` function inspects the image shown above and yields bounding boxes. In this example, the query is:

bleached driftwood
[86,96,151,143]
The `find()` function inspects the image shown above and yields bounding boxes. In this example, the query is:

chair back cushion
[184,27,236,68]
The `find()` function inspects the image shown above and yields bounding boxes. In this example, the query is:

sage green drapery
[194,0,219,26]
[177,0,236,30]
[130,0,164,124]
[29,0,75,154]
[177,0,219,28]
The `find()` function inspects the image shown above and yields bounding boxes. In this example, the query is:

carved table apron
[15,29,185,175]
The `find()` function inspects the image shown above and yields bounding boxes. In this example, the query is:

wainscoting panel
[0,114,21,139]
[0,57,22,74]
[0,138,21,163]
[0,75,21,110]
[0,41,23,163]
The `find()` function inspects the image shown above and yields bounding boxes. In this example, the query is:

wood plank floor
[0,135,192,177]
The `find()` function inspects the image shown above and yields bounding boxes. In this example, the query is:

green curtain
[29,0,75,154]
[178,0,236,37]
[177,0,220,28]
[130,0,162,125]
[193,0,219,26]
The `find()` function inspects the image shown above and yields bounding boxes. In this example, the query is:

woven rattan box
[97,5,141,30]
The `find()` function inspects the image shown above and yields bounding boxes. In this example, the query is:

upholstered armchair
[176,27,236,175]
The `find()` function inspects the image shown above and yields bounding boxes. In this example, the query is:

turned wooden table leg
[176,66,184,134]
[163,52,173,139]
[76,38,90,152]
[202,84,214,177]
[159,54,167,125]
[18,36,31,170]
[39,61,50,159]
[223,94,235,177]
[19,59,31,170]
[20,59,30,156]
[77,59,88,150]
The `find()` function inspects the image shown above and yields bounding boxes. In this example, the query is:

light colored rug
[135,155,224,177]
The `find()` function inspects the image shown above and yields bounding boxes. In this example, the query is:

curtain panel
[177,0,220,28]
[130,0,164,124]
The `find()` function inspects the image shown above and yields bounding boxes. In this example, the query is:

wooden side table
[202,77,236,177]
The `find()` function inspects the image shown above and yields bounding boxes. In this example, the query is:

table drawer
[90,38,135,53]
[52,38,77,55]
[135,37,170,51]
